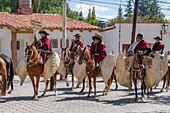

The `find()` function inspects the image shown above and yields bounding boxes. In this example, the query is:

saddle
[38,50,53,64]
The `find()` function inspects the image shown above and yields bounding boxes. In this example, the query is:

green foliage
[32,0,40,13]
[83,19,99,26]
[124,0,133,17]
[87,9,91,21]
[0,0,18,12]
[92,6,96,20]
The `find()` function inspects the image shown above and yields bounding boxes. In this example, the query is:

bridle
[25,48,39,67]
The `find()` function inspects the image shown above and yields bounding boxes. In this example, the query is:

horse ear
[83,47,86,51]
[73,41,75,45]
[26,42,28,46]
[79,46,81,50]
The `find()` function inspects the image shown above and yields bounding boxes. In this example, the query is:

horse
[131,51,146,101]
[160,64,170,92]
[25,42,58,99]
[0,57,7,97]
[0,54,14,94]
[77,47,117,97]
[61,47,75,90]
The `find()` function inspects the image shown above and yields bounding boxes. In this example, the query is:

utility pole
[62,0,66,47]
[118,0,122,52]
[131,0,139,44]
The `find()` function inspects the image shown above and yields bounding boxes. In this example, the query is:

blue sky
[67,0,170,21]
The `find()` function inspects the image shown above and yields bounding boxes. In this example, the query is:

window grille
[51,39,58,48]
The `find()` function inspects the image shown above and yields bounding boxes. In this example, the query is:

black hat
[74,34,81,37]
[137,33,143,39]
[92,33,103,42]
[154,36,162,40]
[39,30,49,35]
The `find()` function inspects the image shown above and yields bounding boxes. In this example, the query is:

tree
[124,0,133,17]
[0,0,18,12]
[87,8,91,21]
[118,5,123,21]
[32,0,40,13]
[92,6,96,20]
[78,11,84,21]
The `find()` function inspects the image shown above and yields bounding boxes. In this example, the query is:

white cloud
[73,4,111,19]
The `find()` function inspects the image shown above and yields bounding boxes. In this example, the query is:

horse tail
[1,60,7,96]
[10,59,14,83]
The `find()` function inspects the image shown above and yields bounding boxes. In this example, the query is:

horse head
[72,42,80,56]
[61,47,71,65]
[25,42,38,64]
[77,46,87,65]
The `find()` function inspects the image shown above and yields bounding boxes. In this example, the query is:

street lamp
[160,22,168,40]
[162,22,168,35]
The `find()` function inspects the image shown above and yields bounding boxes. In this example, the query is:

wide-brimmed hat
[74,34,81,37]
[154,36,162,40]
[39,30,49,35]
[92,33,103,42]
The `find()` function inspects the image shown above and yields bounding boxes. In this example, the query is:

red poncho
[90,43,107,62]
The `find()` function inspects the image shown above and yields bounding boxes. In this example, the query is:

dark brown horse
[0,57,7,97]
[131,52,146,101]
[61,47,75,90]
[0,54,14,94]
[25,42,57,99]
[77,47,117,97]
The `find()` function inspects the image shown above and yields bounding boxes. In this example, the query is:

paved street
[0,76,170,113]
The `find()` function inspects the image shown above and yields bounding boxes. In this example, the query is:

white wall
[0,27,100,64]
[104,23,170,58]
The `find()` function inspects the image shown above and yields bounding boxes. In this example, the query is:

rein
[26,50,39,67]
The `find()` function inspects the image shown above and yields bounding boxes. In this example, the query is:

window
[51,39,58,48]
[11,41,20,50]
[66,39,69,47]
[60,39,62,48]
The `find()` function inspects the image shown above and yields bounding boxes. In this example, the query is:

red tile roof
[0,12,101,30]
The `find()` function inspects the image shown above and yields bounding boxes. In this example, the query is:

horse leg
[41,80,49,97]
[8,82,13,94]
[34,76,40,99]
[65,69,69,87]
[133,79,138,101]
[141,79,145,101]
[29,76,36,99]
[103,76,112,96]
[71,70,74,90]
[53,71,57,96]
[50,76,54,91]
[93,77,96,98]
[80,78,85,93]
[112,71,118,91]
[87,76,92,98]
[161,75,166,92]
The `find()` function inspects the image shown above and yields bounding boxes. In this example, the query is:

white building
[103,23,170,59]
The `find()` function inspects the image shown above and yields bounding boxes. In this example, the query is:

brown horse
[61,47,75,90]
[25,42,57,99]
[131,52,146,101]
[77,47,117,97]
[0,57,7,97]
[160,64,170,92]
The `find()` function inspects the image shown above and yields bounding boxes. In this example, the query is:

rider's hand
[87,44,90,47]
[34,35,37,40]
[38,40,41,44]
[94,53,99,56]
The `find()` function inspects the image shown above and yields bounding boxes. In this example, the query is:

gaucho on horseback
[90,33,107,67]
[128,33,151,55]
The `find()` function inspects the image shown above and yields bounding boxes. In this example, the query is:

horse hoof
[80,90,83,93]
[114,88,118,91]
[8,90,13,94]
[87,95,90,98]
[160,89,163,92]
[66,83,69,87]
[134,99,138,102]
[33,95,38,100]
[141,97,144,101]
[41,94,45,97]
[54,92,57,96]
[76,86,79,88]
[70,87,74,90]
